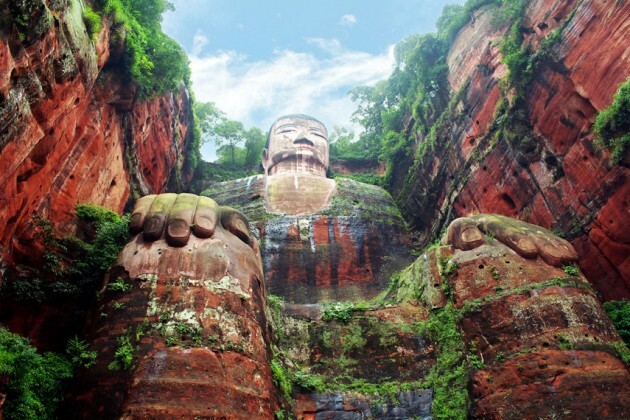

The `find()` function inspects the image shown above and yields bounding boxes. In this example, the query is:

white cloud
[339,14,357,27]
[189,38,395,160]
[191,30,209,56]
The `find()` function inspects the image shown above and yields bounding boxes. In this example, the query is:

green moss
[333,173,385,187]
[610,341,630,366]
[418,303,470,419]
[459,277,595,317]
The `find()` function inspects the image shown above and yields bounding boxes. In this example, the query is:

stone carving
[444,213,578,266]
[438,214,629,418]
[65,193,278,418]
[65,114,628,418]
[262,114,337,214]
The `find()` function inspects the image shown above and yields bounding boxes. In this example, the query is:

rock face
[0,0,192,270]
[272,213,630,418]
[204,175,414,303]
[392,0,630,300]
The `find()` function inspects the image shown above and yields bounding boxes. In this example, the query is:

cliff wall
[0,0,192,269]
[393,0,629,300]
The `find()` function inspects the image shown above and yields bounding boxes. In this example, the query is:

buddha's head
[262,114,329,176]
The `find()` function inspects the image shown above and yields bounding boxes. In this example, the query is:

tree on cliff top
[96,0,190,99]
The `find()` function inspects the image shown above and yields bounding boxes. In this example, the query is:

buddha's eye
[278,129,295,134]
[312,132,326,139]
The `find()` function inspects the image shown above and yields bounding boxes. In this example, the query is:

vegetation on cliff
[343,0,517,186]
[93,0,190,99]
[593,77,630,164]
[0,329,97,419]
[0,328,73,419]
[604,299,630,346]
[1,204,129,320]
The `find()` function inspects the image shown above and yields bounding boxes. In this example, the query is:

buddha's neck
[268,160,327,177]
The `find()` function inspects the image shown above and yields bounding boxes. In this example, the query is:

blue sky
[162,0,465,160]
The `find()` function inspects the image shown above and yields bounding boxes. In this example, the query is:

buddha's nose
[293,128,310,142]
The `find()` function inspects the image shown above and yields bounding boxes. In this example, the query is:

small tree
[243,127,266,168]
[194,101,226,142]
[214,120,245,166]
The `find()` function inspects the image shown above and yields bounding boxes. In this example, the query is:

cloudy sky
[162,0,464,161]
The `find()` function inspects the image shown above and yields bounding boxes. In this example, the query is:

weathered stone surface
[273,302,435,418]
[442,216,630,418]
[64,195,278,418]
[0,0,191,271]
[205,176,414,303]
[266,174,337,215]
[394,0,630,300]
[471,350,630,419]
[293,389,433,419]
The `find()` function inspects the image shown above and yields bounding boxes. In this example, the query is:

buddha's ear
[262,149,269,169]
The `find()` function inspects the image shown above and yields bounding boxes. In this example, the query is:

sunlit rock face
[0,0,192,271]
[205,115,414,303]
[64,195,279,418]
[391,0,630,300]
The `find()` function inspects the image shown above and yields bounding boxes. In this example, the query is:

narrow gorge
[0,0,628,419]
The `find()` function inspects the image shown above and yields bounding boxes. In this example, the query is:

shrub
[66,336,97,369]
[79,214,130,272]
[82,6,102,41]
[0,328,73,419]
[603,299,630,346]
[322,302,355,323]
[107,277,132,293]
[562,264,579,277]
[108,335,135,371]
[270,359,292,401]
[593,77,630,164]
[76,203,120,228]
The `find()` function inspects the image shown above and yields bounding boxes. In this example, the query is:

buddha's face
[262,116,329,174]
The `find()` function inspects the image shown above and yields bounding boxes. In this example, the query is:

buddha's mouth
[293,139,314,148]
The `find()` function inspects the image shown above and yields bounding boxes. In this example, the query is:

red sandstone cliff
[0,0,192,270]
[393,0,629,300]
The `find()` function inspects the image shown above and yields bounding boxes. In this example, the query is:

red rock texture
[204,175,415,303]
[0,1,192,271]
[64,228,279,418]
[471,350,630,419]
[445,238,630,418]
[330,159,386,175]
[395,0,630,300]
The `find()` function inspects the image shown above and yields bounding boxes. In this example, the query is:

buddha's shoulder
[201,174,265,208]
